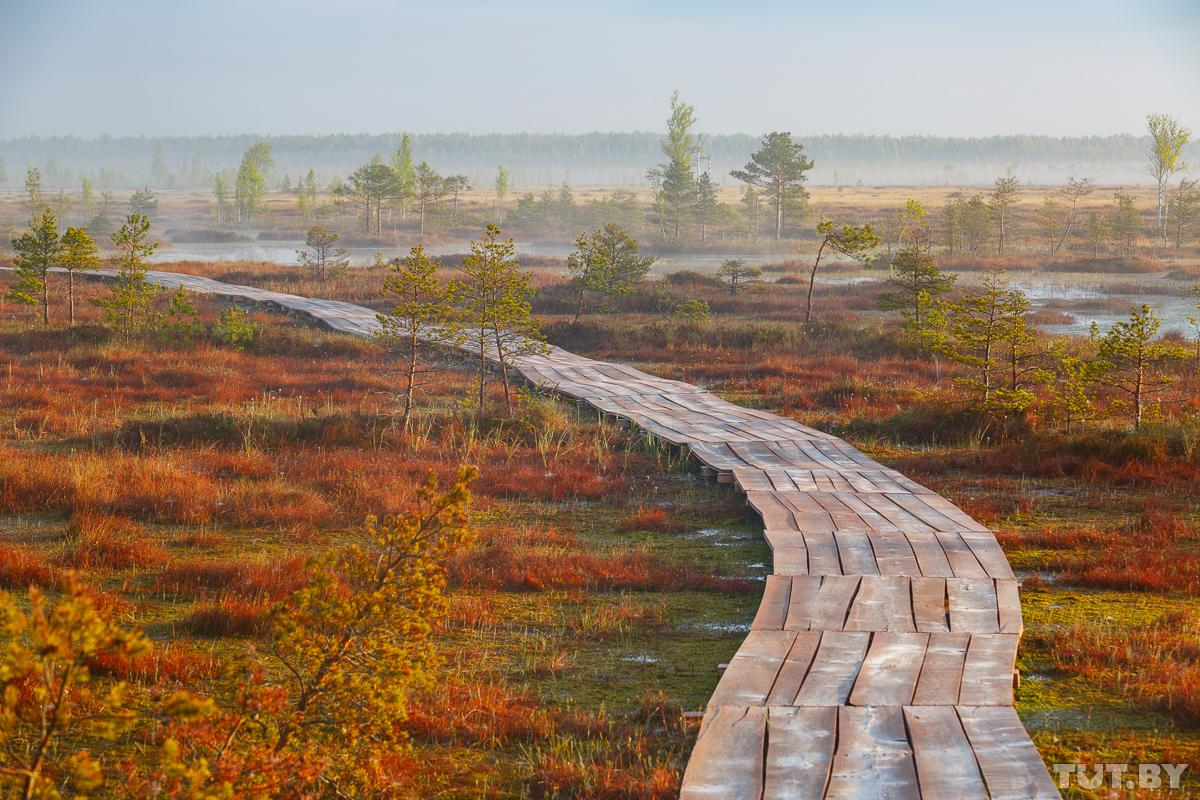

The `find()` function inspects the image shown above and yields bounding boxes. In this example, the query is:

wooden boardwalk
[127,270,1059,800]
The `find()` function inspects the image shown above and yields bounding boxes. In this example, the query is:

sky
[1,0,1197,139]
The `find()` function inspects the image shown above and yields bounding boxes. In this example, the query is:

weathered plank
[766,631,823,706]
[825,706,919,799]
[904,706,988,799]
[959,634,1019,706]
[708,630,795,707]
[848,632,928,706]
[680,706,768,800]
[793,631,870,706]
[912,632,970,705]
[764,706,837,800]
[752,575,793,630]
[947,578,1000,633]
[958,706,1060,799]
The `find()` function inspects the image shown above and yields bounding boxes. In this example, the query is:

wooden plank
[803,531,843,575]
[996,579,1023,634]
[844,577,915,633]
[764,706,837,800]
[833,530,880,575]
[910,577,949,633]
[752,575,792,630]
[903,706,989,800]
[947,578,1000,633]
[708,631,795,707]
[904,531,955,577]
[959,530,1017,579]
[766,630,823,706]
[680,705,768,800]
[912,632,970,705]
[807,575,861,631]
[825,706,919,800]
[848,632,928,706]
[772,547,809,576]
[793,631,870,706]
[958,706,1061,799]
[748,492,798,530]
[959,634,1019,706]
[934,531,989,578]
[867,531,921,576]
[784,577,824,631]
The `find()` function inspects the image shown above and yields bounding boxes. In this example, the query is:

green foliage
[59,226,100,326]
[877,246,956,334]
[23,168,43,217]
[988,175,1019,255]
[1109,190,1141,258]
[715,259,762,295]
[127,186,157,217]
[566,223,656,320]
[391,133,416,216]
[7,208,60,325]
[940,268,1043,416]
[0,577,149,799]
[730,131,813,240]
[805,219,879,324]
[413,160,444,235]
[345,158,397,234]
[1047,345,1096,433]
[264,466,477,788]
[494,164,510,221]
[647,91,699,240]
[159,286,203,342]
[377,245,465,432]
[1094,304,1189,429]
[211,307,256,350]
[295,225,349,285]
[672,298,711,323]
[234,143,271,223]
[461,225,549,415]
[95,214,159,334]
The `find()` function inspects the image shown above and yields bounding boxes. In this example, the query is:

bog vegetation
[0,101,1198,797]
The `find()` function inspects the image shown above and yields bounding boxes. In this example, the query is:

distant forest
[3,132,1195,189]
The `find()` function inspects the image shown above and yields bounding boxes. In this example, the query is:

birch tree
[1146,114,1190,242]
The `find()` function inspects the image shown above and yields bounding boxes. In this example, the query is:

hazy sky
[1,0,1197,139]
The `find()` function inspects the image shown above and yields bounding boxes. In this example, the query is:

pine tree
[377,246,464,434]
[566,223,655,320]
[805,220,879,325]
[877,246,956,332]
[24,167,44,217]
[7,208,61,325]
[1094,304,1189,429]
[59,226,100,325]
[988,175,1019,256]
[694,172,719,243]
[96,214,159,334]
[941,269,1041,415]
[296,226,349,287]
[731,132,814,240]
[460,225,548,415]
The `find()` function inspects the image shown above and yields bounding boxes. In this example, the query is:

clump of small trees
[5,208,257,347]
[879,257,1193,433]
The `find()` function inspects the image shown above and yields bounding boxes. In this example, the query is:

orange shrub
[187,596,272,638]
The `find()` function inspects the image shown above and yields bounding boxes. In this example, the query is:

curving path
[128,270,1060,799]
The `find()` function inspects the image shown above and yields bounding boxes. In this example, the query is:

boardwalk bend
[124,270,1060,800]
